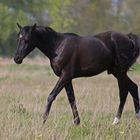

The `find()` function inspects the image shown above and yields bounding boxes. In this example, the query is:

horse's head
[14,23,37,64]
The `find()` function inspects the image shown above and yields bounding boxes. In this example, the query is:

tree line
[0,0,140,57]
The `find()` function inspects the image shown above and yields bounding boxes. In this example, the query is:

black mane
[64,32,79,36]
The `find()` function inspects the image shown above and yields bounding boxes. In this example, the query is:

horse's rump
[111,32,140,74]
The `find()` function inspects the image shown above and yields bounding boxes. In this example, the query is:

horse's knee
[48,94,55,103]
[68,94,75,103]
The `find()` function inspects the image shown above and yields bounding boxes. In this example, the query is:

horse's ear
[16,23,22,30]
[32,23,37,31]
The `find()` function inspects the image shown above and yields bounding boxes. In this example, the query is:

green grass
[132,64,140,72]
[0,61,140,140]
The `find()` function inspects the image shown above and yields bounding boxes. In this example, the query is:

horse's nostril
[17,57,20,61]
[14,56,19,61]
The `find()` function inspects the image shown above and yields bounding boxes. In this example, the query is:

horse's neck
[37,32,64,60]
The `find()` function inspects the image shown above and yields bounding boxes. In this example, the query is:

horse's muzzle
[14,56,23,64]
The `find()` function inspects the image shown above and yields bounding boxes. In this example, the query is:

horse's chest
[50,60,62,76]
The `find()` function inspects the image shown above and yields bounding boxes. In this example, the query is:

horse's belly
[79,63,109,76]
[75,55,112,77]
[75,39,113,77]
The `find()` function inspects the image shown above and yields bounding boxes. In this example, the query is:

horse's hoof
[136,110,140,119]
[42,114,47,124]
[112,117,121,125]
[43,119,46,124]
[74,117,80,125]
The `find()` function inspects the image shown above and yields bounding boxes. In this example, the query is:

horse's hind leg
[126,76,140,118]
[65,81,80,125]
[113,74,140,125]
[113,75,128,125]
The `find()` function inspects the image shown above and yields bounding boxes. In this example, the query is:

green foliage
[0,2,28,56]
[0,3,27,43]
[48,0,76,32]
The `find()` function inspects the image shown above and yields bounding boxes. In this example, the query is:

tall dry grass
[0,57,140,140]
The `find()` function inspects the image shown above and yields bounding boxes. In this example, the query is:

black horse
[14,23,140,125]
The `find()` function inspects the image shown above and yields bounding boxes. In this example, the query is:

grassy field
[0,58,140,140]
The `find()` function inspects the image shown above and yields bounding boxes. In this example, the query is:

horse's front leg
[43,73,71,124]
[65,81,80,125]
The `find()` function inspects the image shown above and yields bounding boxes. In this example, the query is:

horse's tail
[111,32,140,74]
[127,33,140,60]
